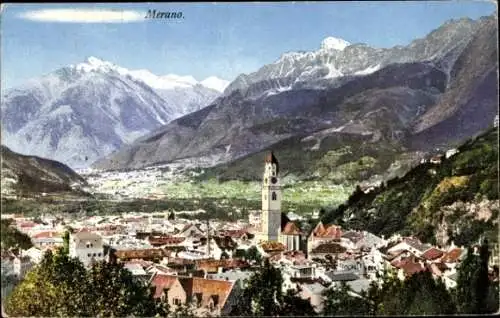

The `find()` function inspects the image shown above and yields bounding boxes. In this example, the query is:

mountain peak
[86,56,110,66]
[320,37,351,51]
[200,76,230,93]
[73,56,122,74]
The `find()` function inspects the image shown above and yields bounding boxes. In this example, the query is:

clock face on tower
[271,177,277,184]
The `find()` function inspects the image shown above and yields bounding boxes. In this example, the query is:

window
[93,253,96,257]
[87,253,91,257]
[174,298,181,305]
[98,253,101,257]
[272,192,277,200]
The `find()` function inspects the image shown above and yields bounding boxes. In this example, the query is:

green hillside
[196,131,414,184]
[321,127,499,246]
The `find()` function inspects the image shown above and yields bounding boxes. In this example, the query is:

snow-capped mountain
[224,18,480,98]
[1,57,228,168]
[94,15,497,174]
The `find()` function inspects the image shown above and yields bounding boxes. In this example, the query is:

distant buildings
[69,232,105,267]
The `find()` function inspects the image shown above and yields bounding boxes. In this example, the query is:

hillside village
[2,151,498,316]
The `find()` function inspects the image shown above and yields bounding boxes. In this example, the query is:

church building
[258,151,301,251]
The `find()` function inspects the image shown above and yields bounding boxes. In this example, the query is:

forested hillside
[322,127,498,246]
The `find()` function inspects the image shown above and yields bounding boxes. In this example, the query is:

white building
[69,232,105,267]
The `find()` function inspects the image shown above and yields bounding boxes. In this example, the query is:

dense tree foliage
[321,242,498,316]
[455,239,499,314]
[243,246,262,264]
[321,128,498,246]
[4,249,166,317]
[230,259,315,316]
[5,250,88,317]
[0,219,33,252]
[61,230,70,255]
[323,282,371,316]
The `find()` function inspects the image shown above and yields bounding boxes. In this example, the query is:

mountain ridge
[1,57,228,168]
[93,14,497,176]
[1,145,89,196]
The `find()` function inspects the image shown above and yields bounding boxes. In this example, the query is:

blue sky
[1,1,497,89]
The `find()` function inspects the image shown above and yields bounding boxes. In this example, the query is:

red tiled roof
[441,248,463,263]
[151,274,178,298]
[312,223,342,239]
[312,222,326,237]
[151,274,234,309]
[149,236,185,246]
[115,248,166,260]
[32,231,61,239]
[260,241,286,252]
[219,229,249,239]
[421,247,444,261]
[401,261,426,277]
[18,221,36,228]
[180,223,203,234]
[282,222,301,235]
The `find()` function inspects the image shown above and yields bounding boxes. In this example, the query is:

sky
[1,1,497,90]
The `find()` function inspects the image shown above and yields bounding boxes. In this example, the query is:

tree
[230,259,283,316]
[280,288,316,316]
[1,219,33,252]
[61,230,70,255]
[5,249,168,317]
[322,283,371,316]
[454,239,497,314]
[5,250,88,317]
[169,302,196,318]
[85,261,158,317]
[245,246,262,264]
[375,270,455,315]
[233,249,246,259]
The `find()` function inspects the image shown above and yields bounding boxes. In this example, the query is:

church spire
[265,151,279,174]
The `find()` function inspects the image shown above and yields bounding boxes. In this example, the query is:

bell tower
[260,151,282,242]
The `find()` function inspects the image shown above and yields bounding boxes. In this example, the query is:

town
[2,151,498,316]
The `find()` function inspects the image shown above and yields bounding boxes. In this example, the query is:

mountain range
[1,14,497,182]
[1,57,229,168]
[94,14,498,182]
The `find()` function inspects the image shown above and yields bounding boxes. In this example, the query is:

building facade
[69,232,105,267]
[259,152,282,242]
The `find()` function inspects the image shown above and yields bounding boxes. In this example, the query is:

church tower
[260,151,282,242]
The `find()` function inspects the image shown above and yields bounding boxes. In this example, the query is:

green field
[1,179,353,221]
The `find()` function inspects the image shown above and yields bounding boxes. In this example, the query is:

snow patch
[72,56,225,91]
[354,64,381,76]
[201,76,230,93]
[320,37,351,51]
